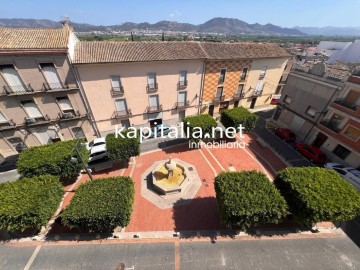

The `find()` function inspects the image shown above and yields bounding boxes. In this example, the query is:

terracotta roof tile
[0,27,69,50]
[74,41,290,64]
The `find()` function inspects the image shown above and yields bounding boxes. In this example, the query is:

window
[147,73,157,89]
[240,67,248,81]
[343,125,360,141]
[233,100,239,108]
[216,87,223,99]
[40,63,62,89]
[0,64,28,93]
[0,111,8,123]
[149,95,159,110]
[333,145,351,160]
[7,137,27,152]
[21,100,43,119]
[56,97,74,114]
[237,84,244,96]
[284,95,292,104]
[115,99,128,114]
[72,127,85,139]
[306,106,317,117]
[178,91,187,107]
[259,66,267,79]
[254,81,264,96]
[110,76,123,92]
[219,68,226,83]
[179,71,187,87]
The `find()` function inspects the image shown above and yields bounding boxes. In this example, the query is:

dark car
[274,128,296,142]
[143,124,171,139]
[295,143,327,163]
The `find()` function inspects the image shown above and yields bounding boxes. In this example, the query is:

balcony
[332,98,360,118]
[112,109,132,118]
[334,99,358,111]
[3,84,33,95]
[177,80,188,90]
[213,95,225,102]
[110,86,125,96]
[175,100,190,109]
[233,93,245,100]
[146,83,158,93]
[24,115,50,126]
[146,104,162,113]
[252,90,263,97]
[0,119,16,130]
[320,121,340,133]
[58,110,83,120]
[43,82,69,92]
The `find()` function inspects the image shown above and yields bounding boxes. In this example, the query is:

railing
[146,83,158,93]
[110,86,125,96]
[177,80,187,89]
[233,93,245,100]
[146,104,162,113]
[320,121,340,133]
[24,115,50,125]
[59,110,81,120]
[113,109,132,118]
[3,84,33,95]
[213,95,225,102]
[43,82,69,91]
[334,99,358,111]
[175,100,190,108]
[0,119,15,130]
[252,90,263,97]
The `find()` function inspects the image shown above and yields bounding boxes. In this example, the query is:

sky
[0,0,359,28]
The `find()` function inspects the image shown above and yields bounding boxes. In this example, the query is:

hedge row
[61,176,135,232]
[220,107,258,132]
[106,131,140,161]
[184,114,217,142]
[17,140,88,179]
[215,171,288,231]
[274,167,360,227]
[0,175,64,232]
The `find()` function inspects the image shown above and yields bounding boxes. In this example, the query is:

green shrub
[106,130,140,161]
[61,176,135,232]
[220,107,258,132]
[274,167,360,227]
[0,175,64,232]
[215,171,288,231]
[184,114,217,142]
[17,140,88,179]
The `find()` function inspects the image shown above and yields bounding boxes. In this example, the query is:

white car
[324,163,360,190]
[88,144,108,163]
[84,138,106,151]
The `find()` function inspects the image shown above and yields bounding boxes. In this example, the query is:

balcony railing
[43,82,69,91]
[58,110,81,120]
[0,119,16,130]
[334,99,358,111]
[111,86,125,96]
[113,109,132,118]
[177,80,188,89]
[175,100,190,109]
[146,83,158,93]
[252,90,263,97]
[146,104,162,113]
[213,95,225,102]
[3,84,33,95]
[24,115,50,125]
[233,92,245,100]
[320,121,340,133]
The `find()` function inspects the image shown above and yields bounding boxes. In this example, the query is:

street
[1,237,360,270]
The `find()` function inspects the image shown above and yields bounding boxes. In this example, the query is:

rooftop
[0,27,70,50]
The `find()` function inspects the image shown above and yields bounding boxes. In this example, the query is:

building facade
[0,26,95,159]
[199,43,289,116]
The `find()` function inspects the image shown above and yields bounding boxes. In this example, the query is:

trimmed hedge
[61,176,135,232]
[220,107,258,132]
[106,131,140,161]
[215,171,288,231]
[184,114,217,142]
[274,167,360,227]
[0,175,64,232]
[17,140,88,179]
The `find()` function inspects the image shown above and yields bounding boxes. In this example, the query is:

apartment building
[73,42,207,135]
[0,26,95,159]
[311,71,360,168]
[199,43,289,116]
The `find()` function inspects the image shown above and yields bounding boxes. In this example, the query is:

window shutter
[23,102,43,118]
[2,67,27,92]
[148,74,155,87]
[72,127,85,139]
[149,95,158,107]
[57,98,73,111]
[111,76,121,89]
[115,99,126,111]
[178,92,186,103]
[179,72,186,83]
[0,112,7,123]
[41,64,61,86]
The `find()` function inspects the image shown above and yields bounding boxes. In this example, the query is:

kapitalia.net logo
[115,122,247,149]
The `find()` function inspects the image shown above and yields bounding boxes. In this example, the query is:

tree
[220,107,258,132]
[215,171,288,231]
[106,130,140,161]
[183,114,217,142]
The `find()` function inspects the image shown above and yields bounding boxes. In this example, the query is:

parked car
[274,128,296,142]
[84,137,106,151]
[295,143,327,163]
[324,163,360,190]
[88,145,108,163]
[143,124,171,139]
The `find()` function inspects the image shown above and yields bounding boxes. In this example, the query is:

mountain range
[0,17,359,36]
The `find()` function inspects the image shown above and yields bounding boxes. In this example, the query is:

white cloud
[169,10,182,18]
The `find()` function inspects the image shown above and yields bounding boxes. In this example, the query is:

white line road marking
[203,145,225,171]
[24,245,41,270]
[199,149,217,176]
[129,157,137,177]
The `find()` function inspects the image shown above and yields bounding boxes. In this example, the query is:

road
[1,237,360,270]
